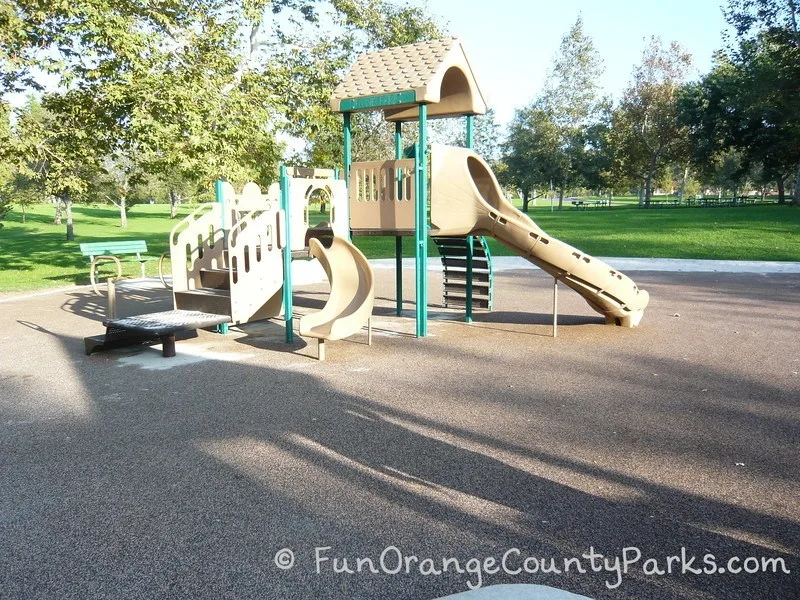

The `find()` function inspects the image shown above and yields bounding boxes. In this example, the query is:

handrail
[89,255,123,296]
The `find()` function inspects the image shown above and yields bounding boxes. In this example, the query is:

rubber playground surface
[1,263,798,599]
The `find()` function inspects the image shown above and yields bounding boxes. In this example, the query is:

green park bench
[79,240,156,287]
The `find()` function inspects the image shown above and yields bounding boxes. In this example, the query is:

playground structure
[85,37,649,359]
[165,167,372,359]
[330,37,649,332]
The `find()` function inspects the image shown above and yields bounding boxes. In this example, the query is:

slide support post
[553,278,558,338]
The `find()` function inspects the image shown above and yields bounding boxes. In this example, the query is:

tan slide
[300,236,375,359]
[430,144,649,327]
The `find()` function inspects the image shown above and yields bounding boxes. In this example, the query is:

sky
[414,0,732,125]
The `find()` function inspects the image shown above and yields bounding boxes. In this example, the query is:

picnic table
[571,199,610,211]
[648,198,682,208]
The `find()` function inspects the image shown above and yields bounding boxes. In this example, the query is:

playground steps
[198,268,230,290]
[174,287,232,316]
[432,236,493,310]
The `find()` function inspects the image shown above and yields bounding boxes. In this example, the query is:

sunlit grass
[1,200,798,293]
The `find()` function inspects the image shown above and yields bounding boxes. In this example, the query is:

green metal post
[465,115,475,324]
[343,114,353,243]
[280,165,293,343]
[416,104,428,337]
[214,179,229,334]
[343,113,352,191]
[395,121,403,316]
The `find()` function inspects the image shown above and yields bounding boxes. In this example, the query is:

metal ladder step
[432,236,494,311]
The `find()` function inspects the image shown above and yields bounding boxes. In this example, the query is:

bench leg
[160,334,176,357]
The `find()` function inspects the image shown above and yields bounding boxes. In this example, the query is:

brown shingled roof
[330,37,487,121]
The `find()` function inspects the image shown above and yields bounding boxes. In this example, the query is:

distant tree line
[500,0,800,209]
[1,0,797,240]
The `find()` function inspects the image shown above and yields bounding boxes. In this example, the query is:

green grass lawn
[0,203,194,292]
[502,200,800,261]
[1,200,798,293]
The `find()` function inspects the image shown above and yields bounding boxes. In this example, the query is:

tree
[502,17,605,210]
[501,107,564,211]
[724,0,799,42]
[13,93,107,240]
[540,16,605,131]
[681,1,800,204]
[2,0,446,237]
[284,0,445,166]
[2,0,316,199]
[0,102,12,226]
[427,108,501,163]
[612,38,692,207]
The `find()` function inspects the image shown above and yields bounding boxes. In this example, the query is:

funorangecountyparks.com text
[272,545,792,591]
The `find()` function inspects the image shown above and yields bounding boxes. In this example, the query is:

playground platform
[1,264,797,599]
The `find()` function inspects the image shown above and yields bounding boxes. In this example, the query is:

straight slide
[430,144,649,327]
[299,237,375,343]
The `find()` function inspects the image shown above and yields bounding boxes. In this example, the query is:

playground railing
[169,203,226,293]
[227,208,285,323]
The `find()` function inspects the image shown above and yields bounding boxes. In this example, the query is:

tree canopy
[501,16,607,210]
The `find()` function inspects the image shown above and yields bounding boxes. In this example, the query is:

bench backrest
[79,240,148,258]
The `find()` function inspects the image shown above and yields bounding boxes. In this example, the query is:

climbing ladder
[432,236,493,310]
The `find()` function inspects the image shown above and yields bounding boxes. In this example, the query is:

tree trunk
[21,205,26,223]
[64,194,74,241]
[793,161,800,206]
[53,197,62,225]
[777,177,785,204]
[644,157,657,208]
[169,189,181,218]
[119,196,128,228]
[679,165,689,204]
[557,188,564,211]
[522,189,530,212]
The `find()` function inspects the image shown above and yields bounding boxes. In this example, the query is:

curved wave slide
[430,144,649,327]
[300,237,375,359]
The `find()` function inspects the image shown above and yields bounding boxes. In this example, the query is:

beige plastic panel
[330,38,487,121]
[227,208,285,324]
[169,203,226,294]
[290,167,336,179]
[299,237,374,341]
[350,159,416,231]
[221,180,279,227]
[430,144,650,327]
[288,177,349,250]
